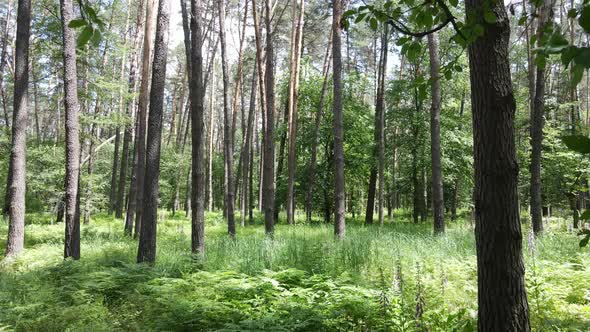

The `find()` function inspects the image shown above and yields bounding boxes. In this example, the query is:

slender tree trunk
[524,2,536,115]
[376,25,388,227]
[263,0,275,236]
[332,0,345,239]
[305,31,331,222]
[134,0,157,237]
[242,63,257,226]
[217,0,236,238]
[466,0,530,329]
[4,0,30,258]
[427,32,444,234]
[451,91,465,220]
[137,0,170,264]
[286,0,305,225]
[60,0,81,260]
[208,71,215,212]
[530,0,552,236]
[188,0,206,253]
[117,0,144,221]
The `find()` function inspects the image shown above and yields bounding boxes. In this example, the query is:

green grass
[0,211,588,331]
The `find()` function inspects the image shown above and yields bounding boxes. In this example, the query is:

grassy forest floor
[0,212,589,331]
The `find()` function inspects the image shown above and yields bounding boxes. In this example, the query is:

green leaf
[369,17,378,31]
[571,64,585,86]
[561,46,578,67]
[354,12,366,23]
[580,209,590,220]
[77,26,93,49]
[578,5,590,33]
[568,8,577,18]
[483,10,497,24]
[91,29,102,47]
[562,135,590,154]
[518,15,527,26]
[68,19,87,28]
[449,0,458,7]
[579,230,590,247]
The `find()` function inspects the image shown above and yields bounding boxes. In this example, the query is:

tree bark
[332,0,345,239]
[530,0,552,236]
[286,0,305,225]
[377,25,388,227]
[263,0,275,236]
[134,0,157,237]
[217,0,236,238]
[5,0,30,258]
[427,32,444,234]
[241,63,257,226]
[0,0,12,133]
[466,0,530,329]
[188,0,206,253]
[137,0,170,264]
[60,0,81,260]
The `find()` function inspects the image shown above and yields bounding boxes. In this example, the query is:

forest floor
[0,211,588,331]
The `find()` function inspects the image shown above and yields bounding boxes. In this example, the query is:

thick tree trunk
[188,0,206,253]
[286,0,305,225]
[530,0,552,236]
[466,0,530,329]
[134,0,157,237]
[305,31,331,222]
[263,0,276,235]
[60,0,81,260]
[137,0,170,264]
[427,32,444,234]
[332,0,345,239]
[218,0,236,238]
[5,0,30,258]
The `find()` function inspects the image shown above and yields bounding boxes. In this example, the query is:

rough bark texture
[0,0,12,134]
[218,0,236,238]
[242,64,257,226]
[60,0,81,260]
[427,32,444,234]
[263,0,275,236]
[137,0,170,264]
[530,0,552,235]
[466,0,530,330]
[332,0,345,239]
[189,0,206,253]
[5,0,30,258]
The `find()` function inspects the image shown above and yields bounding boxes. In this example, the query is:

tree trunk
[218,0,236,238]
[376,25,388,227]
[134,0,157,237]
[286,0,305,225]
[117,0,144,221]
[137,0,170,264]
[466,0,530,329]
[427,32,444,234]
[188,0,206,253]
[0,0,12,133]
[332,0,345,239]
[305,31,331,222]
[60,0,81,260]
[242,63,257,226]
[4,0,30,258]
[530,0,552,236]
[263,0,276,236]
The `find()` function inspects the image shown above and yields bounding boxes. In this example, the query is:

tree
[218,0,236,238]
[332,0,345,239]
[4,0,30,258]
[60,0,81,260]
[263,0,275,236]
[189,0,206,253]
[133,0,156,237]
[286,0,305,225]
[427,31,444,234]
[466,0,530,329]
[530,0,553,235]
[137,0,171,264]
[377,25,388,226]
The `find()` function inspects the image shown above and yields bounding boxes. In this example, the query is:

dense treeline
[1,0,590,330]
